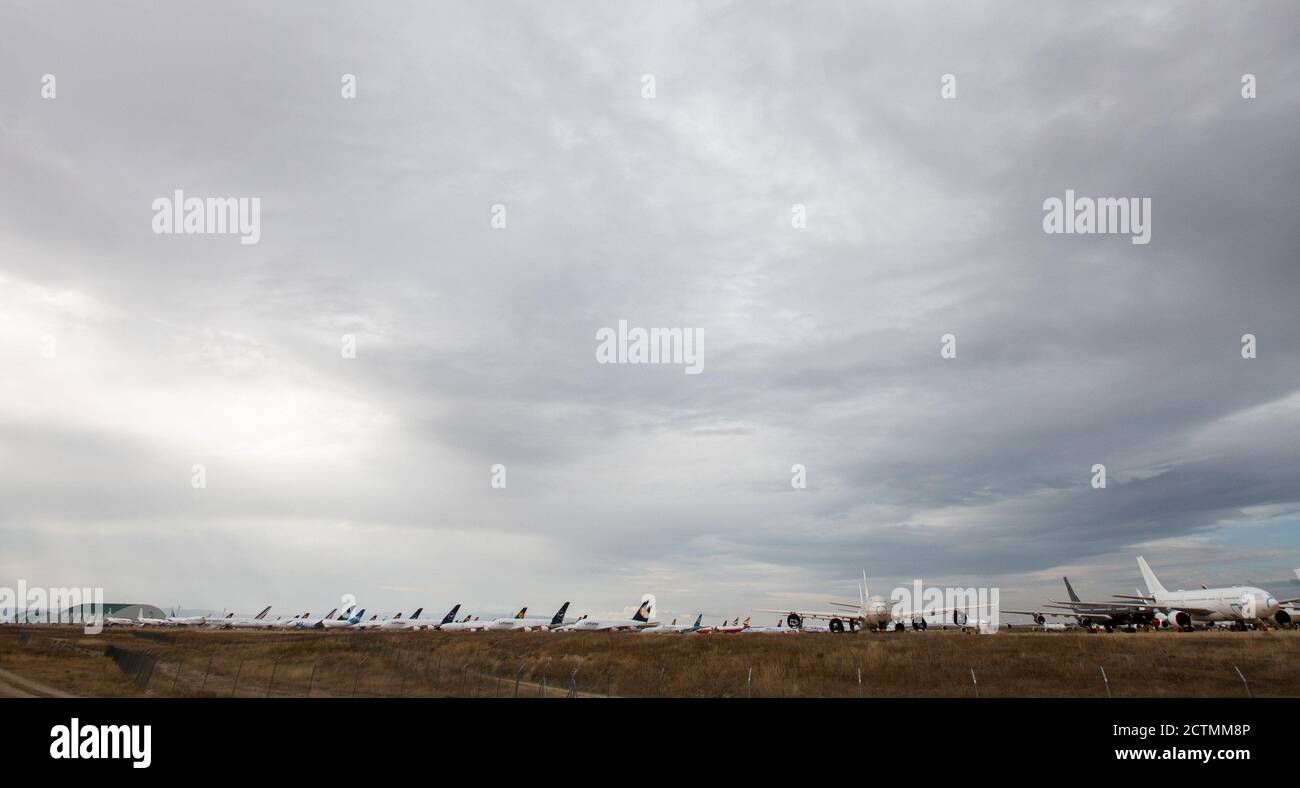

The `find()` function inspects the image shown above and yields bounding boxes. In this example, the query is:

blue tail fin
[441,604,460,625]
[550,602,570,627]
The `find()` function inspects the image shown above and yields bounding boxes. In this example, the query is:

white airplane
[640,614,703,634]
[484,602,571,631]
[379,608,423,630]
[106,609,168,627]
[290,608,339,629]
[716,616,749,633]
[412,604,461,630]
[161,607,211,627]
[557,595,657,631]
[742,618,795,634]
[319,608,367,629]
[755,572,990,633]
[1109,556,1295,629]
[440,614,491,632]
[204,606,273,629]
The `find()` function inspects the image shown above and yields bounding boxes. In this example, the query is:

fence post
[231,659,245,697]
[267,659,279,698]
[1100,665,1111,698]
[172,660,183,692]
[1233,665,1252,698]
[746,666,752,699]
[857,667,863,699]
[568,668,579,698]
[514,663,524,698]
[306,661,317,698]
[970,668,979,699]
[200,654,212,692]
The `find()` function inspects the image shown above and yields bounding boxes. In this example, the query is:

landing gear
[829,618,845,633]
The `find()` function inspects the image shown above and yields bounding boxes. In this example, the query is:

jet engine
[911,616,927,631]
[1274,610,1292,627]
[1169,610,1192,629]
[786,612,803,630]
[1032,613,1046,626]
[829,618,845,633]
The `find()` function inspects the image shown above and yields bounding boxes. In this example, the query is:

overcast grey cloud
[1,1,1298,621]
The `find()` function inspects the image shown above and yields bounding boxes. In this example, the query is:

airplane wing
[1047,599,1214,615]
[752,608,857,622]
[1003,610,1079,618]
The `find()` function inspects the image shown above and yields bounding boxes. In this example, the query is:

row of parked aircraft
[66,558,1300,635]
[1004,559,1300,632]
[759,558,1300,634]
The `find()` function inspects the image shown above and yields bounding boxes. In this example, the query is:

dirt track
[0,666,76,698]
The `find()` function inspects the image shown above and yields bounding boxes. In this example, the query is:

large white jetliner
[484,602,571,631]
[413,604,462,630]
[1114,556,1295,629]
[557,595,657,631]
[640,614,703,634]
[755,572,990,633]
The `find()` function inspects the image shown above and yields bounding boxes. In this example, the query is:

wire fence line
[3,629,1289,698]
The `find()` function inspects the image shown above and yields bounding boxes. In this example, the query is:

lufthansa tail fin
[410,607,423,620]
[550,602,570,627]
[632,594,656,623]
[441,604,461,625]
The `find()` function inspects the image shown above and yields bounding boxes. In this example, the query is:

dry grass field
[1,625,1296,698]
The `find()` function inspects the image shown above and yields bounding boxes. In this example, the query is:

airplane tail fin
[1063,576,1081,603]
[350,608,366,623]
[410,607,423,620]
[742,616,750,628]
[692,613,702,630]
[441,604,461,625]
[254,606,272,620]
[514,607,527,620]
[632,594,656,622]
[1137,556,1167,597]
[550,602,570,627]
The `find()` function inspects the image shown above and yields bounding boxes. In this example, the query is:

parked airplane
[440,614,491,632]
[755,572,989,632]
[1109,557,1293,629]
[558,595,657,631]
[106,610,169,627]
[716,617,749,633]
[380,608,423,630]
[742,618,794,634]
[205,606,272,629]
[640,614,703,634]
[415,604,461,630]
[1004,576,1159,631]
[319,608,367,629]
[485,602,571,631]
[291,608,340,629]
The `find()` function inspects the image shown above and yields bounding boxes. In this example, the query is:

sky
[1,1,1298,623]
